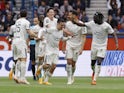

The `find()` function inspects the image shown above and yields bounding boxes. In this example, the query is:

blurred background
[0,0,124,50]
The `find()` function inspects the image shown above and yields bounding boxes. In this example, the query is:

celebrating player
[64,10,87,85]
[13,9,37,84]
[73,12,118,85]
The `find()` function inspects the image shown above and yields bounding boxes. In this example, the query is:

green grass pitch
[0,77,124,93]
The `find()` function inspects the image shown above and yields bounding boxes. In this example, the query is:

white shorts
[91,47,106,60]
[37,43,46,57]
[44,54,59,65]
[66,45,81,61]
[12,39,27,59]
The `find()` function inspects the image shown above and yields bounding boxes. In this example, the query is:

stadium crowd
[0,0,124,34]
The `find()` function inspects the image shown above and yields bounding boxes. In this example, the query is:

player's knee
[97,57,104,65]
[67,59,73,65]
[91,60,96,66]
[72,62,76,67]
[43,64,50,70]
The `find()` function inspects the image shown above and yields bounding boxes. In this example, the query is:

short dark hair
[93,12,104,25]
[20,9,27,17]
[57,18,65,23]
[38,15,44,27]
[46,7,54,13]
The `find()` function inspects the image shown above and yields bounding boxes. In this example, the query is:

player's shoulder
[66,21,72,25]
[102,22,111,27]
[53,17,58,21]
[11,24,16,28]
[40,27,46,31]
[17,18,30,24]
[85,20,94,26]
[44,17,50,21]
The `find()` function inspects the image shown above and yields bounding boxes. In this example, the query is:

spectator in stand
[119,22,124,32]
[52,0,63,7]
[0,23,4,34]
[107,14,118,32]
[62,11,69,21]
[86,0,91,8]
[119,15,124,24]
[73,0,86,11]
[0,0,5,13]
[81,11,89,22]
[76,7,83,20]
[60,0,73,16]
[38,0,49,16]
[107,0,121,19]
[4,12,15,33]
[53,3,62,18]
[32,0,39,18]
[120,0,124,16]
[3,1,13,15]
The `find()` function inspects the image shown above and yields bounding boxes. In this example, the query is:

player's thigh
[97,48,106,58]
[30,45,35,61]
[66,45,73,59]
[44,54,53,65]
[38,46,45,58]
[52,54,59,65]
[12,44,18,60]
[91,47,97,60]
[16,43,27,58]
[73,46,81,62]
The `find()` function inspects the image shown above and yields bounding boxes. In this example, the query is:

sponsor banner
[0,51,124,77]
[0,36,11,50]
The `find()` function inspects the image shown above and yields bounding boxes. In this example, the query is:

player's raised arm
[72,19,86,27]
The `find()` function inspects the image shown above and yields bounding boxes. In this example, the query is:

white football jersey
[45,28,63,55]
[33,24,41,34]
[14,18,30,41]
[43,17,57,29]
[38,28,46,47]
[85,21,114,48]
[9,25,16,35]
[65,21,87,47]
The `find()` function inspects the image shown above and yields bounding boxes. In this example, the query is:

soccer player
[34,15,46,84]
[29,17,40,80]
[43,7,57,29]
[73,12,119,85]
[7,24,18,80]
[42,18,73,85]
[8,15,21,80]
[64,10,87,85]
[13,9,37,84]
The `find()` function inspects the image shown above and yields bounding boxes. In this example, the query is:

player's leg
[71,47,82,84]
[12,44,20,83]
[91,60,96,80]
[30,45,36,80]
[66,46,73,85]
[91,47,97,82]
[44,54,58,85]
[13,59,21,83]
[9,60,17,80]
[9,44,16,80]
[66,59,73,84]
[92,57,104,85]
[92,48,106,85]
[43,55,52,85]
[37,57,44,84]
[18,44,30,84]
